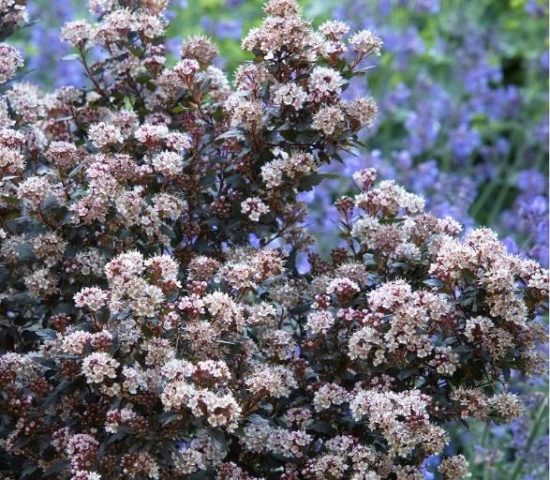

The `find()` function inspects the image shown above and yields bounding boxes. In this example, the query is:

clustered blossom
[74,286,109,312]
[309,66,344,100]
[438,455,471,480]
[0,43,23,84]
[241,197,270,222]
[88,122,124,149]
[312,105,346,136]
[0,145,25,174]
[61,20,95,47]
[350,389,448,458]
[81,352,119,384]
[0,1,547,479]
[261,148,316,189]
[349,29,383,56]
[0,0,28,32]
[272,82,308,110]
[306,310,335,335]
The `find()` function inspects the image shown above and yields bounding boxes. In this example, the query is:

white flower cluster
[261,148,316,188]
[81,352,119,384]
[0,43,23,84]
[241,197,270,222]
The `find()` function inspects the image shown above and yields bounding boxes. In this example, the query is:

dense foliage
[0,1,548,479]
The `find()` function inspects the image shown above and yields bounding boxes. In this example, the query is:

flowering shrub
[12,1,549,267]
[0,1,548,479]
[310,4,549,476]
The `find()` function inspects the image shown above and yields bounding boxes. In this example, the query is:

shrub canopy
[0,1,547,479]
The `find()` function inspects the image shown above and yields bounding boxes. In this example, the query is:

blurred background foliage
[10,0,549,478]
